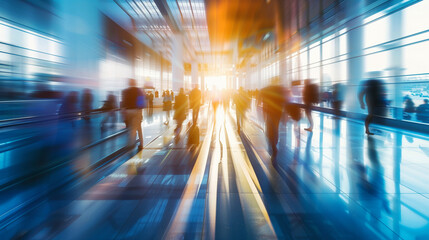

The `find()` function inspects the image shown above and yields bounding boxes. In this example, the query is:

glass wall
[284,0,429,124]
[0,19,64,99]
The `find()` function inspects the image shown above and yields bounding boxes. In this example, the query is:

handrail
[0,121,172,230]
[0,128,128,192]
[288,102,429,135]
[0,108,122,129]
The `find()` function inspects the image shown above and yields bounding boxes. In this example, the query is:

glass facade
[0,20,63,79]
[245,0,429,125]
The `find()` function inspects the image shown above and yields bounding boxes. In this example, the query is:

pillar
[389,11,404,119]
[345,0,365,112]
[191,61,198,87]
[58,0,102,85]
[172,33,184,91]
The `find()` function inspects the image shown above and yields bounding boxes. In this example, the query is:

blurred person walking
[211,87,221,119]
[233,87,250,133]
[147,91,154,115]
[285,88,302,123]
[81,88,93,122]
[222,90,230,112]
[122,79,145,150]
[163,91,173,125]
[332,83,345,116]
[358,78,388,135]
[101,92,117,129]
[302,79,319,132]
[173,88,188,138]
[403,98,415,120]
[260,79,286,157]
[59,91,79,126]
[416,99,429,123]
[189,85,202,125]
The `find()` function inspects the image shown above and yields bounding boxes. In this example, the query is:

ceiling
[206,0,276,52]
[101,0,278,66]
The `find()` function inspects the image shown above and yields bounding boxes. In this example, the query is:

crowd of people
[27,76,429,155]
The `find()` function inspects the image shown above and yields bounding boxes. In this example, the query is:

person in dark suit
[189,85,202,125]
[81,88,93,122]
[174,88,188,136]
[233,87,250,133]
[163,91,172,125]
[302,79,319,132]
[358,78,388,135]
[101,92,117,129]
[260,80,286,157]
[417,99,429,123]
[147,91,154,115]
[122,78,145,150]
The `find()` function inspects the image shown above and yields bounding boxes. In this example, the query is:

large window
[0,20,63,79]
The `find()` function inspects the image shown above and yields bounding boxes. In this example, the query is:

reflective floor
[2,105,429,240]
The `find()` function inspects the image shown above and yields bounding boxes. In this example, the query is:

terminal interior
[1,0,429,239]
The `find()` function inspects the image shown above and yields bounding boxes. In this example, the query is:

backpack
[137,91,147,109]
[308,84,319,104]
[286,103,302,121]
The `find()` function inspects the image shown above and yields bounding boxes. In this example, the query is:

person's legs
[266,120,273,148]
[365,106,375,135]
[271,117,280,155]
[265,121,272,147]
[136,124,143,147]
[213,103,218,115]
[176,120,183,134]
[213,103,218,121]
[83,109,90,122]
[365,114,374,135]
[304,107,313,131]
[136,110,144,148]
[165,110,170,125]
[126,110,137,147]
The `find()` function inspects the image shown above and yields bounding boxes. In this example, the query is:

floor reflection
[3,107,429,239]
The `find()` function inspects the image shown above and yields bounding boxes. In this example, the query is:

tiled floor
[2,105,429,239]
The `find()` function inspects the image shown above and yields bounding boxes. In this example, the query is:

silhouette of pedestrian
[332,83,345,116]
[101,92,117,129]
[260,80,286,157]
[358,78,388,135]
[233,87,250,133]
[81,88,93,122]
[163,91,172,125]
[189,85,202,125]
[173,88,188,138]
[211,87,221,119]
[122,79,145,150]
[147,91,154,115]
[59,91,79,127]
[416,99,429,123]
[403,98,415,120]
[302,79,319,132]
